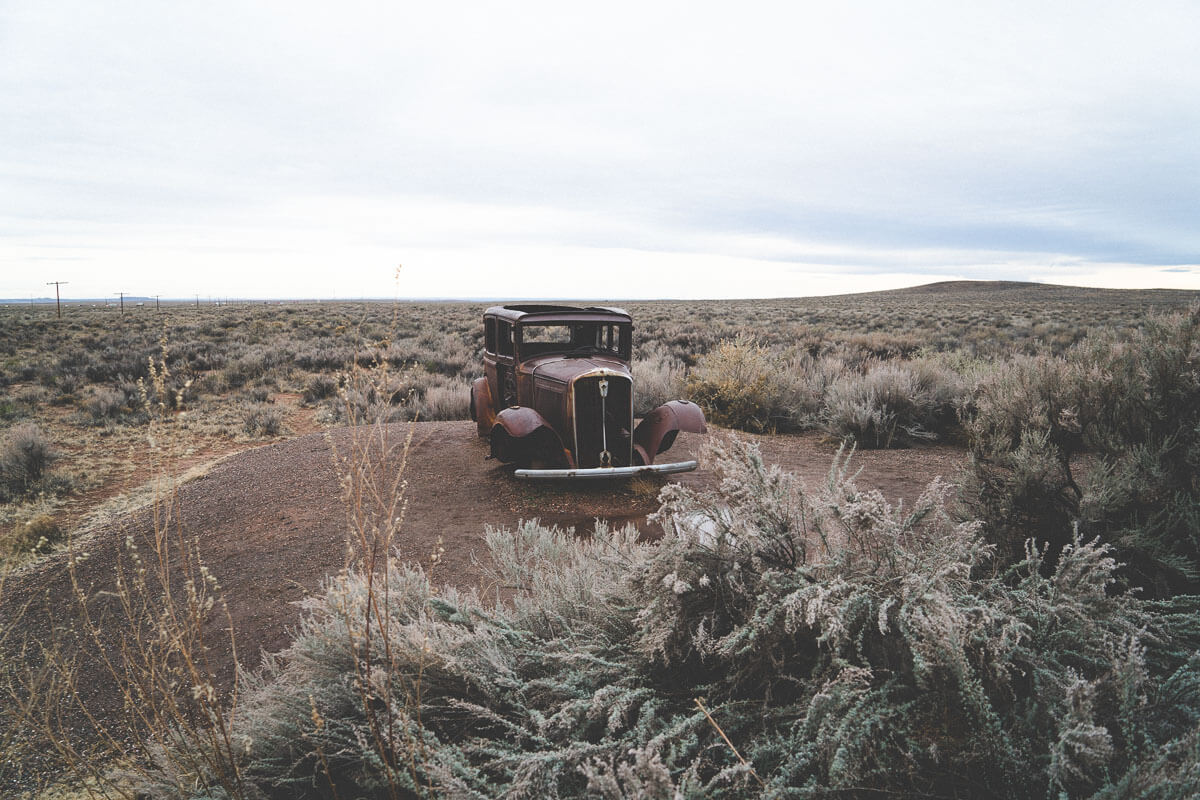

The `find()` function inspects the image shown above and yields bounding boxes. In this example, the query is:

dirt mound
[4,421,966,755]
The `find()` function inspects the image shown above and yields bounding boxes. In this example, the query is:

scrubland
[1,280,1199,798]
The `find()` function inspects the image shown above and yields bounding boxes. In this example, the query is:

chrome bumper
[514,460,699,480]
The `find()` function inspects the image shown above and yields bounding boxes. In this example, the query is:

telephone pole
[116,292,127,314]
[154,295,161,311]
[46,281,67,318]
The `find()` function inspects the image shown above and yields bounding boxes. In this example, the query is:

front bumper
[514,460,699,480]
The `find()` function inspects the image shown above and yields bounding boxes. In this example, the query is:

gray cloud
[2,1,1198,297]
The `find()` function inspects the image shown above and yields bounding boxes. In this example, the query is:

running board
[514,460,699,480]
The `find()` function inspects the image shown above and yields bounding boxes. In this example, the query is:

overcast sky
[2,1,1198,300]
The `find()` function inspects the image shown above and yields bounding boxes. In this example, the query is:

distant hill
[824,280,1198,305]
[889,280,1064,294]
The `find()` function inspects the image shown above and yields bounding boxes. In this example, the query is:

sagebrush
[131,438,1200,799]
[966,306,1200,594]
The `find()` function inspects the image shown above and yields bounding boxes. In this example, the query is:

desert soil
[3,420,966,766]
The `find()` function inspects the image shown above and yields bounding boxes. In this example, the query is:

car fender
[471,377,495,436]
[633,400,707,465]
[491,407,572,467]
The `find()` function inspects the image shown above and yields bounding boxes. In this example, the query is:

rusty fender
[491,406,572,466]
[633,400,707,465]
[471,377,495,436]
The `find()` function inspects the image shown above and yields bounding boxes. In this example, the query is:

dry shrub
[966,353,1082,456]
[319,381,407,426]
[409,376,471,421]
[965,306,1200,594]
[964,354,1087,566]
[243,386,272,404]
[842,330,924,363]
[4,514,63,557]
[0,423,59,501]
[221,348,272,389]
[0,396,24,424]
[320,366,472,424]
[821,358,964,447]
[684,336,805,432]
[301,374,338,405]
[242,403,285,437]
[0,388,41,423]
[686,335,966,444]
[633,354,685,417]
[83,386,127,424]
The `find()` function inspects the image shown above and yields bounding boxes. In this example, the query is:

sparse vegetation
[2,283,1199,797]
[0,284,1192,471]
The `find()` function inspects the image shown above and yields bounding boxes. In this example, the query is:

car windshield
[518,322,627,359]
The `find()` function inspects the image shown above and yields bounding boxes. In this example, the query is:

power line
[46,280,68,318]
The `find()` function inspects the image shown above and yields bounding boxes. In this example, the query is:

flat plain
[2,279,1194,558]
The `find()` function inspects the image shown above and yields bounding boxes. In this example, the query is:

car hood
[525,354,631,384]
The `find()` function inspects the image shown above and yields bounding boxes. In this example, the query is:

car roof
[484,304,631,324]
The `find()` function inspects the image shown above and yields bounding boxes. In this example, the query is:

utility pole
[154,294,161,311]
[46,281,68,318]
[195,295,199,309]
[116,292,127,314]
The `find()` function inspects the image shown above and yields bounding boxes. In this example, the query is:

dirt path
[2,421,966,773]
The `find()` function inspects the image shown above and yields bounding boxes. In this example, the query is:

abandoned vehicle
[470,304,706,478]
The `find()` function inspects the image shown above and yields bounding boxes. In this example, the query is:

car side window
[497,321,513,357]
[613,324,630,359]
[591,324,628,358]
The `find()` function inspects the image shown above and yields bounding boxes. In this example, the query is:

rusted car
[470,304,706,478]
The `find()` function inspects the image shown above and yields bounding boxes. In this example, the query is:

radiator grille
[572,375,633,468]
